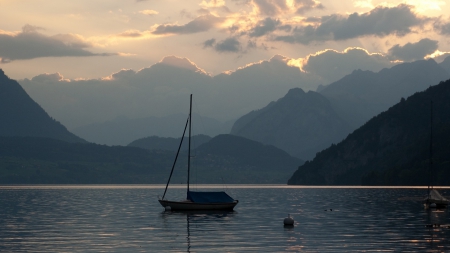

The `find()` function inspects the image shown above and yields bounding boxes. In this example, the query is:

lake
[0,185,449,252]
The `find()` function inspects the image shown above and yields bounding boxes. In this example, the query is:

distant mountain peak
[351,69,364,73]
[285,87,306,98]
[231,87,350,160]
[441,55,450,64]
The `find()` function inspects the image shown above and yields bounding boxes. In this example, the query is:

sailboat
[158,94,238,211]
[423,100,449,208]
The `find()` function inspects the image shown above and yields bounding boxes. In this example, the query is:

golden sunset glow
[0,0,449,80]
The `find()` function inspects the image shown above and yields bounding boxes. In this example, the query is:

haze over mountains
[17,53,450,147]
[128,134,212,151]
[72,114,233,146]
[230,58,450,160]
[320,59,450,128]
[18,49,396,132]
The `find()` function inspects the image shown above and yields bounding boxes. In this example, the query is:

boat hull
[159,199,238,211]
[423,198,449,208]
[423,189,449,208]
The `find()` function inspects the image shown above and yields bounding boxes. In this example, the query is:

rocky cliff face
[288,79,450,185]
[0,69,85,143]
[231,88,351,160]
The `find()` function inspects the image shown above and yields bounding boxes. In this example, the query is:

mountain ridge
[231,88,351,160]
[0,69,85,143]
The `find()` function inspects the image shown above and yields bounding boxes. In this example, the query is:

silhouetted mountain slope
[128,134,211,151]
[190,134,304,183]
[288,79,450,186]
[0,134,301,184]
[230,88,351,160]
[439,55,450,75]
[72,114,232,146]
[0,136,172,184]
[0,69,85,143]
[320,59,450,128]
[230,101,276,134]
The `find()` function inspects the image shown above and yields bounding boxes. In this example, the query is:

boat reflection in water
[425,208,450,247]
[160,210,236,253]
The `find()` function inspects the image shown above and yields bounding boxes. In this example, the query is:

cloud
[249,18,281,37]
[117,30,144,38]
[353,0,374,9]
[388,38,439,61]
[22,24,45,33]
[252,0,288,16]
[139,9,159,16]
[203,38,216,48]
[152,14,224,35]
[200,0,226,8]
[275,4,427,44]
[247,40,257,49]
[31,72,70,83]
[0,25,114,63]
[158,55,209,74]
[424,50,450,63]
[435,20,450,35]
[299,47,394,84]
[251,0,324,16]
[214,37,242,52]
[294,0,324,14]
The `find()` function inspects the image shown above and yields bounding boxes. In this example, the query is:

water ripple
[0,187,449,252]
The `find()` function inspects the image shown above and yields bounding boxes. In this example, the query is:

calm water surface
[0,185,449,252]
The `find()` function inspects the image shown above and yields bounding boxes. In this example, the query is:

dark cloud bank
[388,38,438,61]
[0,25,113,63]
[274,4,426,44]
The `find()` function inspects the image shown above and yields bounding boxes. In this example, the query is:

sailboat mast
[429,100,433,192]
[188,94,192,192]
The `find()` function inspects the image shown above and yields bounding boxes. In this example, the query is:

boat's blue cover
[187,191,235,203]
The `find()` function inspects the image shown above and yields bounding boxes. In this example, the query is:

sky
[2,0,450,129]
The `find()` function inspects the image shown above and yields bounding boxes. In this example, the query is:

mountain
[439,55,450,75]
[0,134,302,184]
[19,55,321,130]
[288,78,450,186]
[230,88,351,160]
[0,69,85,143]
[190,134,304,184]
[320,59,450,128]
[0,136,172,184]
[72,113,232,146]
[128,134,212,151]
